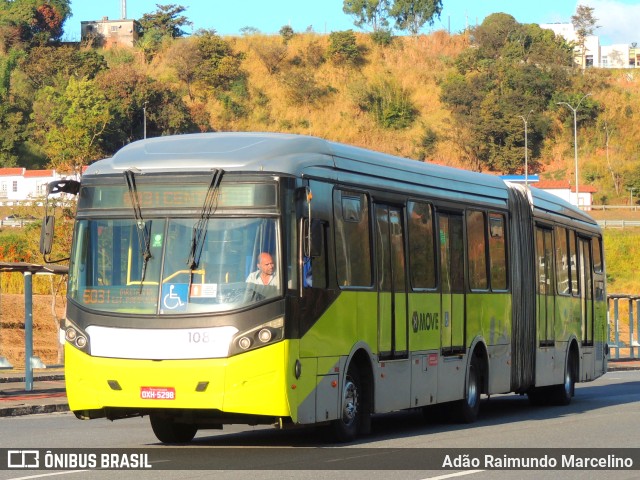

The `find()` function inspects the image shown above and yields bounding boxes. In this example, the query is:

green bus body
[50,133,607,443]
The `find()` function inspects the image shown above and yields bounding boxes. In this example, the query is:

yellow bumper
[65,341,293,417]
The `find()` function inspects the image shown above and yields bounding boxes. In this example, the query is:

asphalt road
[0,370,639,480]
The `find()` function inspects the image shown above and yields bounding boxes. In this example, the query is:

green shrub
[351,77,417,129]
[327,30,362,67]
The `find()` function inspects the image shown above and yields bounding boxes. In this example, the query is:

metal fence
[608,294,640,359]
[597,220,640,229]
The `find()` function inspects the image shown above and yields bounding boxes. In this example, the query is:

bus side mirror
[40,215,55,255]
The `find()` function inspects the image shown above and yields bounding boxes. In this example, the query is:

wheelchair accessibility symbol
[162,284,188,312]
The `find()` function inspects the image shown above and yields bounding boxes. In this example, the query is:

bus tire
[150,414,198,443]
[331,364,363,442]
[551,352,576,406]
[453,356,481,423]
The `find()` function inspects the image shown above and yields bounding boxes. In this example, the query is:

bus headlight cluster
[64,321,90,352]
[231,317,284,356]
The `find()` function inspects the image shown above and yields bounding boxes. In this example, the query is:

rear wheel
[150,414,198,443]
[331,365,364,442]
[550,353,576,406]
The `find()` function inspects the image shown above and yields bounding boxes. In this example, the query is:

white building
[0,168,67,204]
[600,44,630,68]
[530,180,597,210]
[540,23,601,68]
[540,23,640,69]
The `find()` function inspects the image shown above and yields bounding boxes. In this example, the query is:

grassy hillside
[145,31,469,165]
[139,31,640,203]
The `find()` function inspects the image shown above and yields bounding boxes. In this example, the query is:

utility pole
[143,101,147,139]
[519,110,534,189]
[557,93,591,207]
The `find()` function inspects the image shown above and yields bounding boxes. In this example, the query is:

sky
[63,0,640,46]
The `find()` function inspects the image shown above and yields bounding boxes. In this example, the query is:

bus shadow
[176,378,640,447]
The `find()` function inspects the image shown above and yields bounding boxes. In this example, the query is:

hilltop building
[81,17,139,48]
[541,23,639,68]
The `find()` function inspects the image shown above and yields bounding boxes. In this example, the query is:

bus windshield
[69,217,280,314]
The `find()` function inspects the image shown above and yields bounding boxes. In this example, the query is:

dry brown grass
[0,294,65,367]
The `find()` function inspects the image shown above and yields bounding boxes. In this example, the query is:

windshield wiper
[187,169,224,269]
[124,169,152,292]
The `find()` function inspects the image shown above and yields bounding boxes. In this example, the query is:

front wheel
[331,365,364,442]
[150,414,198,443]
[452,356,481,423]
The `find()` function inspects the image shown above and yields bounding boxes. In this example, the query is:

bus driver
[246,252,279,288]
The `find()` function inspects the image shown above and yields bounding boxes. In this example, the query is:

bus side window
[333,190,372,288]
[592,236,603,273]
[466,210,488,290]
[488,213,507,290]
[407,201,436,289]
[569,229,579,296]
[303,218,327,289]
[555,226,570,295]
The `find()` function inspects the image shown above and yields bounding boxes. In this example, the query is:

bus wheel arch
[331,348,373,442]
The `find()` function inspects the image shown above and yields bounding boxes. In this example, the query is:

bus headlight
[64,320,90,353]
[229,317,284,356]
[238,336,252,350]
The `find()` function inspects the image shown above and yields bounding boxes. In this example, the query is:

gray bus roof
[83,132,596,226]
[85,132,507,198]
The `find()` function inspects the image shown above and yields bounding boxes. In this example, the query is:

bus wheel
[150,414,198,443]
[453,356,481,423]
[331,365,362,442]
[551,354,576,406]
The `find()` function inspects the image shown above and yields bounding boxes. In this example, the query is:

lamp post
[143,101,148,139]
[557,93,591,207]
[519,110,534,188]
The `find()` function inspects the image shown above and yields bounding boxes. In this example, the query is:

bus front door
[579,236,595,379]
[436,212,466,403]
[375,205,408,360]
[439,213,465,354]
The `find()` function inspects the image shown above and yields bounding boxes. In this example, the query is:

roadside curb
[0,403,69,417]
[0,374,65,384]
[607,365,640,372]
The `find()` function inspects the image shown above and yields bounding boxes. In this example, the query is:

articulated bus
[42,133,608,443]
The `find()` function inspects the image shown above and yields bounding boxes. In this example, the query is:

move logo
[412,311,439,333]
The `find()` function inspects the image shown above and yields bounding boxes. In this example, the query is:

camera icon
[7,450,40,468]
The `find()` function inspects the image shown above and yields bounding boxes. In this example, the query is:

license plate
[140,386,176,400]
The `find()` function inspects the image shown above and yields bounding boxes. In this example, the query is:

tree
[253,39,288,75]
[96,65,197,148]
[279,25,295,44]
[389,0,443,36]
[327,30,362,67]
[0,0,71,47]
[343,0,390,32]
[440,15,574,173]
[138,3,192,38]
[193,30,245,92]
[571,4,598,69]
[165,37,201,100]
[21,45,106,89]
[31,77,111,173]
